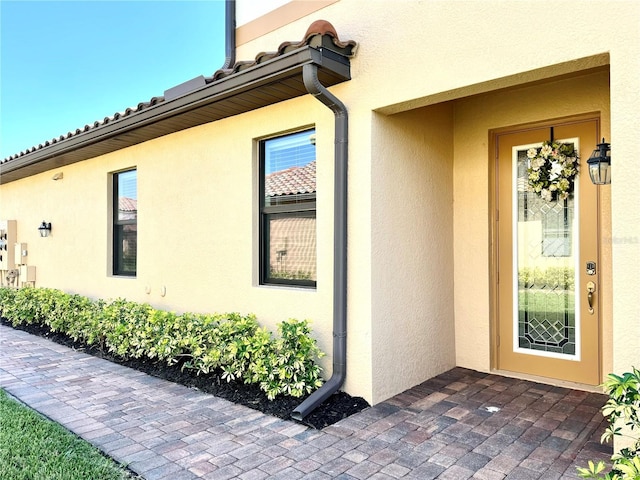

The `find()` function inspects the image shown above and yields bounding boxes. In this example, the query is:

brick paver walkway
[0,325,612,479]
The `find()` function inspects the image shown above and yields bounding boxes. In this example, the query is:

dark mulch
[0,319,369,429]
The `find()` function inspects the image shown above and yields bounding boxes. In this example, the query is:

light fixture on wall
[587,138,611,185]
[38,221,52,237]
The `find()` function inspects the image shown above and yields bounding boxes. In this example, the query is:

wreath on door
[526,140,579,202]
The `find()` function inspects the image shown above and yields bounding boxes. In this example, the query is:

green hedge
[518,266,575,290]
[0,287,324,400]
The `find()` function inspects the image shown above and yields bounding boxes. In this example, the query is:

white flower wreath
[526,140,579,202]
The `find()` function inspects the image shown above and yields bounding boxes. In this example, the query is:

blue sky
[1,0,226,159]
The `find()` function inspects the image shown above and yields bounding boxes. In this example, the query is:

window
[260,129,316,287]
[113,169,137,276]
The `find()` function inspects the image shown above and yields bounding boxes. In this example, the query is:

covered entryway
[369,65,611,403]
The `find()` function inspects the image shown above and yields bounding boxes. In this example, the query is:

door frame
[489,113,603,384]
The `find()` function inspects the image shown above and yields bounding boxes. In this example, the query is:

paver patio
[0,325,612,479]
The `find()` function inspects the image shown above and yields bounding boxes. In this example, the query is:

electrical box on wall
[19,265,36,283]
[0,220,17,270]
[14,243,28,266]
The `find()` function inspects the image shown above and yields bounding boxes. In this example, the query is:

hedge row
[0,287,324,400]
[518,266,575,290]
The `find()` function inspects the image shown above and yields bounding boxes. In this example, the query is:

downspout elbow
[290,368,344,422]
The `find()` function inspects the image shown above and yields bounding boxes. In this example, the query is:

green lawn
[0,389,132,480]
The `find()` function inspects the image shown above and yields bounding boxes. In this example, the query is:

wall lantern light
[587,138,611,185]
[38,221,52,237]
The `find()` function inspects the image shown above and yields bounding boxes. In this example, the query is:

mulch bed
[0,319,369,429]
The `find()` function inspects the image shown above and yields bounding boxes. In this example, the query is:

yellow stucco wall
[236,0,637,401]
[0,96,349,384]
[3,0,638,405]
[370,104,455,404]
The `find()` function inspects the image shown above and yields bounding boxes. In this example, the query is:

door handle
[586,281,596,315]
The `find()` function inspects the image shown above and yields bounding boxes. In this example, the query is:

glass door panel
[514,143,579,358]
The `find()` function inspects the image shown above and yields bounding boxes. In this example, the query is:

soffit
[1,20,356,184]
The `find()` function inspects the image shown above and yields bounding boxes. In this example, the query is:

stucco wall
[237,0,638,399]
[0,95,367,390]
[236,0,289,26]
[370,104,455,404]
[608,13,640,375]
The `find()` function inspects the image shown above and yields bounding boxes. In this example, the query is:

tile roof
[266,160,316,197]
[207,19,355,83]
[2,20,356,168]
[119,197,137,212]
[2,96,165,164]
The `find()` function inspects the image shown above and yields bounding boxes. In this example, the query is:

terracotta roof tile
[3,97,164,162]
[119,197,137,212]
[266,160,316,197]
[2,20,356,165]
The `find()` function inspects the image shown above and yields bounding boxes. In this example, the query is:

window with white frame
[113,169,137,276]
[259,129,317,287]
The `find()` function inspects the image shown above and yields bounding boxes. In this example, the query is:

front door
[495,118,601,385]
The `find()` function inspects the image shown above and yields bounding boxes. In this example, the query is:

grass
[0,389,132,480]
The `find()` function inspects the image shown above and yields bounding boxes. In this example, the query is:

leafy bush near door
[578,367,640,479]
[0,286,324,400]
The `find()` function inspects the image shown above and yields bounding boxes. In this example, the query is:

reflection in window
[260,130,316,286]
[113,169,137,276]
[266,213,316,281]
[541,201,572,257]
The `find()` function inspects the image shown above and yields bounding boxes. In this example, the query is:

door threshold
[492,369,603,394]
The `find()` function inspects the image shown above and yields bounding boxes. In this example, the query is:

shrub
[0,287,325,399]
[100,298,154,358]
[519,266,575,290]
[166,312,222,367]
[0,286,46,326]
[0,287,17,322]
[578,367,640,479]
[272,319,324,398]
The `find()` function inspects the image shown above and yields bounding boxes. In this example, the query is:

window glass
[266,213,317,282]
[117,170,137,221]
[264,130,316,207]
[261,129,316,287]
[114,169,137,276]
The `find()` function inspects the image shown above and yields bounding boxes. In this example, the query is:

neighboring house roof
[119,197,137,212]
[266,161,316,197]
[1,20,356,184]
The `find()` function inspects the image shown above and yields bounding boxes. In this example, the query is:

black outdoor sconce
[587,138,611,185]
[38,221,52,237]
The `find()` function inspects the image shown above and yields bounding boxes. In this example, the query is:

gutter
[291,63,348,421]
[1,46,348,184]
[2,16,355,185]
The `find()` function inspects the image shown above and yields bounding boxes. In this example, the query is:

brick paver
[0,325,612,479]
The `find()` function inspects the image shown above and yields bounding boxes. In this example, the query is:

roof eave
[1,44,351,184]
